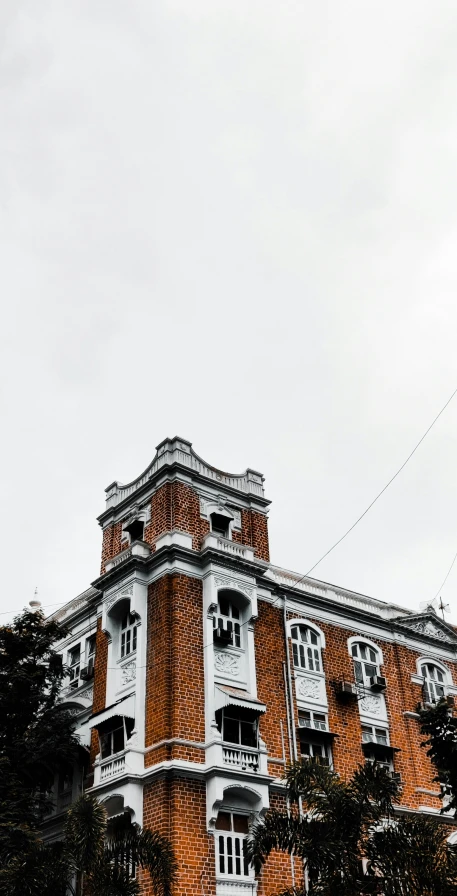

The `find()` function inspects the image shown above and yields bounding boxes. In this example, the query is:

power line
[293,384,457,587]
[433,548,457,602]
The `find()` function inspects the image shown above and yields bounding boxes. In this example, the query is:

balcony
[105,541,151,572]
[100,754,126,781]
[222,745,259,772]
[201,533,255,561]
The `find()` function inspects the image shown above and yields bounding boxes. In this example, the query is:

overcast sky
[1,1,457,626]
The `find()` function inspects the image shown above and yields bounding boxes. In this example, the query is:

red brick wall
[141,777,216,896]
[143,481,210,551]
[260,791,301,894]
[145,573,205,767]
[89,618,109,766]
[241,508,270,561]
[285,612,457,812]
[255,601,293,774]
[100,521,124,573]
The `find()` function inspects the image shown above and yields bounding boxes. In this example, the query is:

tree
[0,608,80,870]
[420,698,457,818]
[246,760,457,896]
[65,794,177,896]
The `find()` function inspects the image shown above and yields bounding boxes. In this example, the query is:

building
[45,437,457,894]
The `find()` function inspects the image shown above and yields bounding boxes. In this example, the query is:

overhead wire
[290,384,457,588]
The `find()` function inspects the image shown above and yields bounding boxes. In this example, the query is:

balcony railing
[201,533,255,561]
[100,755,126,780]
[105,541,151,572]
[222,745,259,771]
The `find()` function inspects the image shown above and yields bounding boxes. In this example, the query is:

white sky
[1,1,457,625]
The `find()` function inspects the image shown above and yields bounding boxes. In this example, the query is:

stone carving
[214,652,240,676]
[78,686,94,702]
[296,678,320,700]
[121,661,136,685]
[408,620,448,641]
[105,584,133,612]
[359,694,382,715]
[214,575,253,597]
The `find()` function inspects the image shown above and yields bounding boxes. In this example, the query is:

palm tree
[246,760,457,896]
[64,794,177,896]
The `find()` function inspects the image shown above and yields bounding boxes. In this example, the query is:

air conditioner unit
[214,627,233,645]
[446,695,455,708]
[370,675,387,692]
[80,660,94,681]
[390,772,402,784]
[337,681,358,700]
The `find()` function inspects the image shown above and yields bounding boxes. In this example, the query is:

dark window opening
[210,513,230,538]
[125,519,144,543]
[217,707,259,748]
[98,716,135,758]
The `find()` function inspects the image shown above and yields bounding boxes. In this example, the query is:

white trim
[347,636,384,665]
[415,656,452,682]
[286,618,326,649]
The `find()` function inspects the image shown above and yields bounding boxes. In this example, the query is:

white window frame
[67,643,81,689]
[120,613,138,659]
[298,709,328,731]
[290,624,323,673]
[348,638,382,688]
[214,811,253,882]
[86,634,96,665]
[421,662,447,704]
[214,595,242,648]
[299,738,332,767]
[361,724,389,746]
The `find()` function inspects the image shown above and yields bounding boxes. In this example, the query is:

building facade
[45,437,457,894]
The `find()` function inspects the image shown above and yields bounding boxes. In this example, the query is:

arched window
[291,625,321,672]
[421,663,446,704]
[121,613,138,658]
[351,642,380,687]
[213,592,241,648]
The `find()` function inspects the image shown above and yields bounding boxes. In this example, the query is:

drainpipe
[283,597,298,762]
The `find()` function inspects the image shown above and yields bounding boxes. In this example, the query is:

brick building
[45,437,457,894]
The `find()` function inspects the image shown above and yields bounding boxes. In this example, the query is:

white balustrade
[100,755,126,780]
[222,745,259,771]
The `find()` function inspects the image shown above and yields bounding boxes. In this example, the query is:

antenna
[419,596,450,621]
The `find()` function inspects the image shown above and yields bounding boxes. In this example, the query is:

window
[221,708,258,748]
[67,644,81,689]
[298,710,327,731]
[210,512,230,538]
[214,594,241,648]
[98,717,134,759]
[300,739,331,766]
[86,635,96,664]
[361,725,389,746]
[421,663,446,704]
[121,613,138,658]
[291,625,321,672]
[351,642,380,687]
[215,812,251,879]
[124,518,144,543]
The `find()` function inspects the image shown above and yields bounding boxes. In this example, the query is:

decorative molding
[214,574,254,597]
[78,686,94,702]
[105,584,133,612]
[393,613,457,645]
[120,661,136,685]
[359,694,382,715]
[296,678,320,700]
[214,652,240,676]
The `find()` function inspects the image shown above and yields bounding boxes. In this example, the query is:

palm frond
[65,793,107,873]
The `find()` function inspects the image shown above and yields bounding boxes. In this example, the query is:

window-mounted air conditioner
[390,772,402,784]
[214,627,233,645]
[337,681,358,700]
[446,695,455,708]
[370,675,387,692]
[80,658,95,680]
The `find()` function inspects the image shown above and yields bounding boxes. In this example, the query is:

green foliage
[420,699,457,817]
[65,794,177,896]
[367,814,457,895]
[247,760,457,896]
[0,609,80,883]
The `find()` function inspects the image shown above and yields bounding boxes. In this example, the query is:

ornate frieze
[214,651,240,676]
